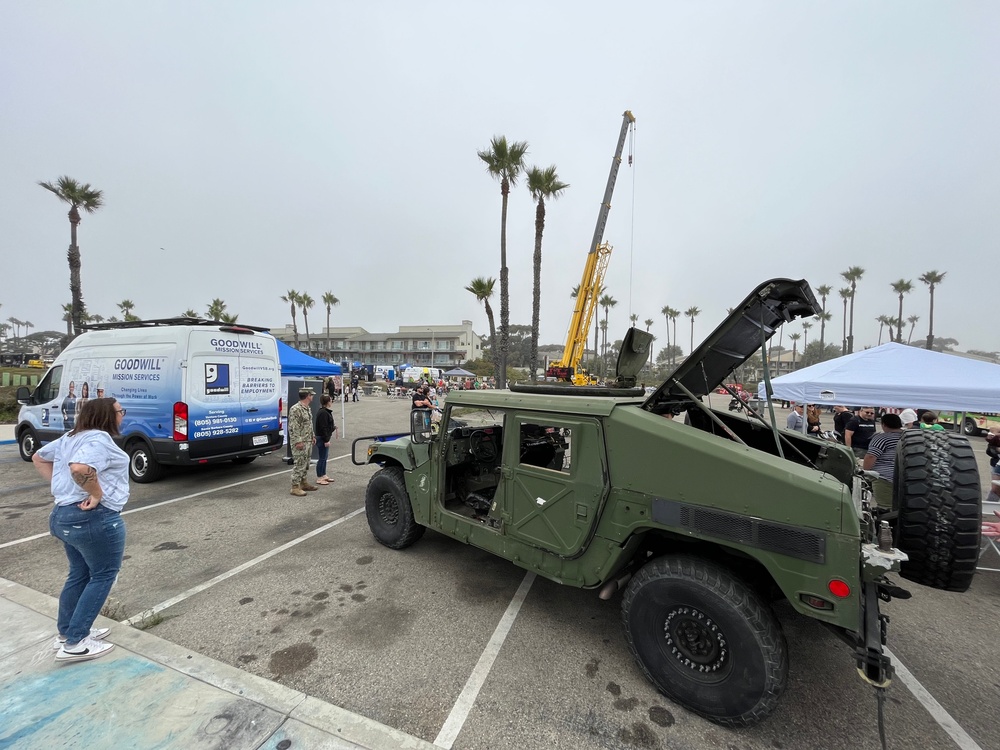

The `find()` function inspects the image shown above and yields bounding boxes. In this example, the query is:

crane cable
[627,118,637,325]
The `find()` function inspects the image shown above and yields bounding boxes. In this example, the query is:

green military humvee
[352,279,981,730]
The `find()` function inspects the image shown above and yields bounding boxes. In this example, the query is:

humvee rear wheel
[621,555,787,728]
[893,430,981,592]
[365,467,425,549]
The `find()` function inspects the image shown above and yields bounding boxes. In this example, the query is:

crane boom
[547,110,635,384]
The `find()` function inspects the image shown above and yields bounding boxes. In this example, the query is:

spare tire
[893,430,981,592]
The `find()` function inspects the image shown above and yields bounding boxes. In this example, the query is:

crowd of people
[787,403,1000,508]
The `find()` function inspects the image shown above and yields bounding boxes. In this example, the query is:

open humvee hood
[643,278,820,413]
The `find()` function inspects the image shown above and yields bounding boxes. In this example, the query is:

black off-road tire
[365,467,424,549]
[128,440,164,483]
[893,430,981,592]
[621,555,788,728]
[18,427,38,462]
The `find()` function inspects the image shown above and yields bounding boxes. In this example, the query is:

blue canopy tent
[276,340,341,377]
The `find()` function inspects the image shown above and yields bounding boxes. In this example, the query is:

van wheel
[18,427,38,462]
[231,456,257,465]
[621,555,787,728]
[893,430,980,592]
[365,467,424,549]
[128,441,164,483]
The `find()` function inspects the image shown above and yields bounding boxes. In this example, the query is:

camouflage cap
[298,387,315,398]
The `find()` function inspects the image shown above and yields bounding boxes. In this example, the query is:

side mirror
[16,386,32,404]
[410,409,433,443]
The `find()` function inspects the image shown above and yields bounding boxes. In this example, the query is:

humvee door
[500,413,606,556]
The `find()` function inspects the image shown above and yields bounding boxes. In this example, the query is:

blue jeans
[49,504,126,645]
[316,441,329,477]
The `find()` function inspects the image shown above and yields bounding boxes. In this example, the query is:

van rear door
[186,329,280,458]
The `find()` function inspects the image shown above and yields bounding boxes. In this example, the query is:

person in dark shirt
[845,407,877,459]
[411,385,434,410]
[832,406,853,443]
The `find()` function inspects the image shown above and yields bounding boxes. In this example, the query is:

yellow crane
[546,110,635,385]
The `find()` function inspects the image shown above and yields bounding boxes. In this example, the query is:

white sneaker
[52,626,112,650]
[55,635,115,663]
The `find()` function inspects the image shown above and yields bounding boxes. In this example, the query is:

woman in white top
[33,397,130,663]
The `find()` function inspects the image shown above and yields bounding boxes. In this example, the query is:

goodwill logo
[205,363,231,395]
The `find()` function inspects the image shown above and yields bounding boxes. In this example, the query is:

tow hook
[857,581,894,750]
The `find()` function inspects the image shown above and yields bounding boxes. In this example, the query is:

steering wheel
[469,430,498,462]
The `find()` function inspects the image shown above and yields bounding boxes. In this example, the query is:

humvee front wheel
[621,555,787,728]
[365,467,425,549]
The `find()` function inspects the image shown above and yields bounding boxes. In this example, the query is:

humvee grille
[653,499,826,564]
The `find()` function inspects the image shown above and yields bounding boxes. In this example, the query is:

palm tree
[117,299,136,321]
[322,292,340,361]
[181,308,199,318]
[89,314,104,324]
[599,294,617,375]
[906,314,920,344]
[684,306,701,355]
[815,310,832,349]
[7,317,22,340]
[919,270,946,351]
[840,266,864,354]
[466,277,497,373]
[801,321,812,351]
[838,287,852,354]
[667,308,681,365]
[890,279,913,343]
[61,303,73,337]
[23,320,33,339]
[588,284,607,373]
[525,165,569,381]
[206,298,227,321]
[39,176,104,337]
[281,290,301,349]
[644,318,655,367]
[219,312,239,324]
[815,284,832,347]
[629,313,639,328]
[660,305,672,361]
[299,292,315,352]
[478,135,529,389]
[876,315,891,346]
[789,332,801,369]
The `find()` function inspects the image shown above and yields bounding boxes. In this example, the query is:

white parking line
[122,506,365,626]
[0,452,355,550]
[885,647,983,750]
[434,571,536,749]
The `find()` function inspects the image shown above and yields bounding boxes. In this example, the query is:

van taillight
[174,402,188,441]
[278,397,283,433]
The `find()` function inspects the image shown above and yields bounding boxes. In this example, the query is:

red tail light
[828,579,851,598]
[173,402,188,441]
[278,397,283,433]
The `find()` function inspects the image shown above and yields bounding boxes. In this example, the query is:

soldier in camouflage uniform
[288,388,317,496]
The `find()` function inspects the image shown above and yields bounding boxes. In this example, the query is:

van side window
[36,366,63,403]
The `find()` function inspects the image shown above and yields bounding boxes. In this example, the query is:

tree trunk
[842,299,848,355]
[498,179,510,389]
[530,199,545,381]
[68,207,84,337]
[926,286,936,350]
[896,295,904,343]
[847,284,856,354]
[326,310,331,361]
[484,300,497,371]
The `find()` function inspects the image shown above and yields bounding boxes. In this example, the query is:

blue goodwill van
[15,319,284,482]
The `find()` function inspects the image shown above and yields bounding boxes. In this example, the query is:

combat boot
[290,483,307,497]
[301,482,319,492]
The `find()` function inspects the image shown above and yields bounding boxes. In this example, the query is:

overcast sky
[2,2,997,358]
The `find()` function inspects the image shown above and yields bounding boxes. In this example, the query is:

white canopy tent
[759,342,1000,413]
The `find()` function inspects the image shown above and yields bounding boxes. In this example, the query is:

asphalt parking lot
[1,393,998,750]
